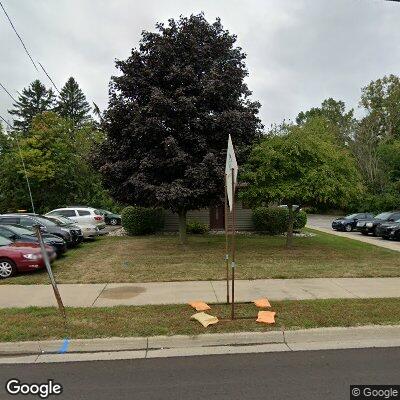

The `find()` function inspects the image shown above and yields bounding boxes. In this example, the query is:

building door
[209,205,225,230]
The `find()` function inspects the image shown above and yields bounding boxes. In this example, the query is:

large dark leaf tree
[95,14,263,243]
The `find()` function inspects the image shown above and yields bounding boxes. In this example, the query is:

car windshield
[375,212,392,220]
[3,225,35,236]
[33,216,58,227]
[0,236,12,246]
[344,214,359,219]
[48,215,73,225]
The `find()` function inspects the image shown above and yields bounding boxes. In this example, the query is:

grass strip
[1,298,400,342]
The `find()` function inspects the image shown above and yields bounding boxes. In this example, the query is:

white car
[46,207,106,229]
[44,214,100,239]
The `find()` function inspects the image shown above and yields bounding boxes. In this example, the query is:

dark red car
[0,236,55,279]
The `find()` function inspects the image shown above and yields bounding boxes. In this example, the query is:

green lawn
[2,229,400,285]
[1,298,400,342]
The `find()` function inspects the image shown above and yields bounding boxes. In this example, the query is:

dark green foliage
[0,112,113,213]
[186,220,209,234]
[252,207,288,234]
[94,14,262,242]
[252,207,307,234]
[56,77,91,127]
[294,210,307,230]
[9,80,55,132]
[121,206,165,235]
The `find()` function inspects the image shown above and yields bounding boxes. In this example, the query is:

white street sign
[225,134,238,211]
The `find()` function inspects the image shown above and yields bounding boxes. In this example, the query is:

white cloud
[1,0,400,128]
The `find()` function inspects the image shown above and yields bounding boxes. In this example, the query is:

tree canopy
[240,116,362,246]
[0,112,113,213]
[95,14,263,243]
[9,80,55,132]
[56,77,91,127]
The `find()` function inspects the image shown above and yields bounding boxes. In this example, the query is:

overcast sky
[1,0,399,129]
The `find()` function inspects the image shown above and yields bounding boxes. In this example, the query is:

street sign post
[225,135,238,319]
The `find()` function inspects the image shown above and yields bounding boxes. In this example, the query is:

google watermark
[351,385,400,400]
[5,379,63,398]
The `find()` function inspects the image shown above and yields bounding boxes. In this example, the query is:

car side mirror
[388,218,394,222]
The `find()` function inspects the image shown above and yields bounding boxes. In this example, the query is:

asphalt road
[1,347,399,400]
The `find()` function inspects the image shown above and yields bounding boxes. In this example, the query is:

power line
[38,62,60,94]
[0,114,36,214]
[0,1,60,95]
[0,81,17,103]
[0,1,39,72]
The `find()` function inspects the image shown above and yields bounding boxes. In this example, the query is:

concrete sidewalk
[2,277,400,308]
[2,325,400,364]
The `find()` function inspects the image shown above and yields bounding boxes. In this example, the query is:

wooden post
[224,174,229,304]
[231,167,236,320]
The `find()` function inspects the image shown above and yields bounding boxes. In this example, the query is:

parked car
[0,224,67,256]
[332,213,375,232]
[45,214,100,240]
[356,211,400,236]
[0,214,81,247]
[0,235,56,279]
[98,209,121,226]
[376,219,400,240]
[46,207,106,230]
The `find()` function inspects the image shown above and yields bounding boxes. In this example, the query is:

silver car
[44,214,100,239]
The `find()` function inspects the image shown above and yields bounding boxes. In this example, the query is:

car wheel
[0,258,17,279]
[110,218,118,226]
[345,224,352,232]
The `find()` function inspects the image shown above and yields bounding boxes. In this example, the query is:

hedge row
[252,207,307,234]
[121,206,165,235]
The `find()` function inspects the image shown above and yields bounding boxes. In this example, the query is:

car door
[57,209,78,222]
[0,226,14,240]
[76,209,92,224]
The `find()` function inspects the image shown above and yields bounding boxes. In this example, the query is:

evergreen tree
[56,77,91,127]
[9,80,55,132]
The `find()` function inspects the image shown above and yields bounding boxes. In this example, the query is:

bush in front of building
[252,207,307,234]
[121,206,164,235]
[186,220,209,234]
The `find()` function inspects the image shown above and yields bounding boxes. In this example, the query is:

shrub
[252,207,288,234]
[187,220,209,234]
[252,207,307,234]
[294,210,307,230]
[121,206,164,235]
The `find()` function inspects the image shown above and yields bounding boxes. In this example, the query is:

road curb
[1,325,400,363]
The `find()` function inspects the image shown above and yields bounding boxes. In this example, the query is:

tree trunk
[178,209,187,245]
[286,204,294,248]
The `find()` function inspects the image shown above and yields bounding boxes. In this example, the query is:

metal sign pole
[224,174,230,304]
[34,225,66,320]
[231,167,236,320]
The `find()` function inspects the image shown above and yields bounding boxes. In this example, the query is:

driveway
[307,214,400,252]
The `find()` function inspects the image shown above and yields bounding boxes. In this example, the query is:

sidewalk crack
[91,283,108,306]
[210,281,219,302]
[329,279,360,299]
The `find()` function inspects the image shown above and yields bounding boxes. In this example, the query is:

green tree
[360,74,400,139]
[95,14,263,243]
[296,98,355,145]
[9,80,55,132]
[0,112,113,213]
[56,77,91,127]
[240,116,362,247]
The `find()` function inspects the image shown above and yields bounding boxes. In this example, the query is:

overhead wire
[0,114,35,214]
